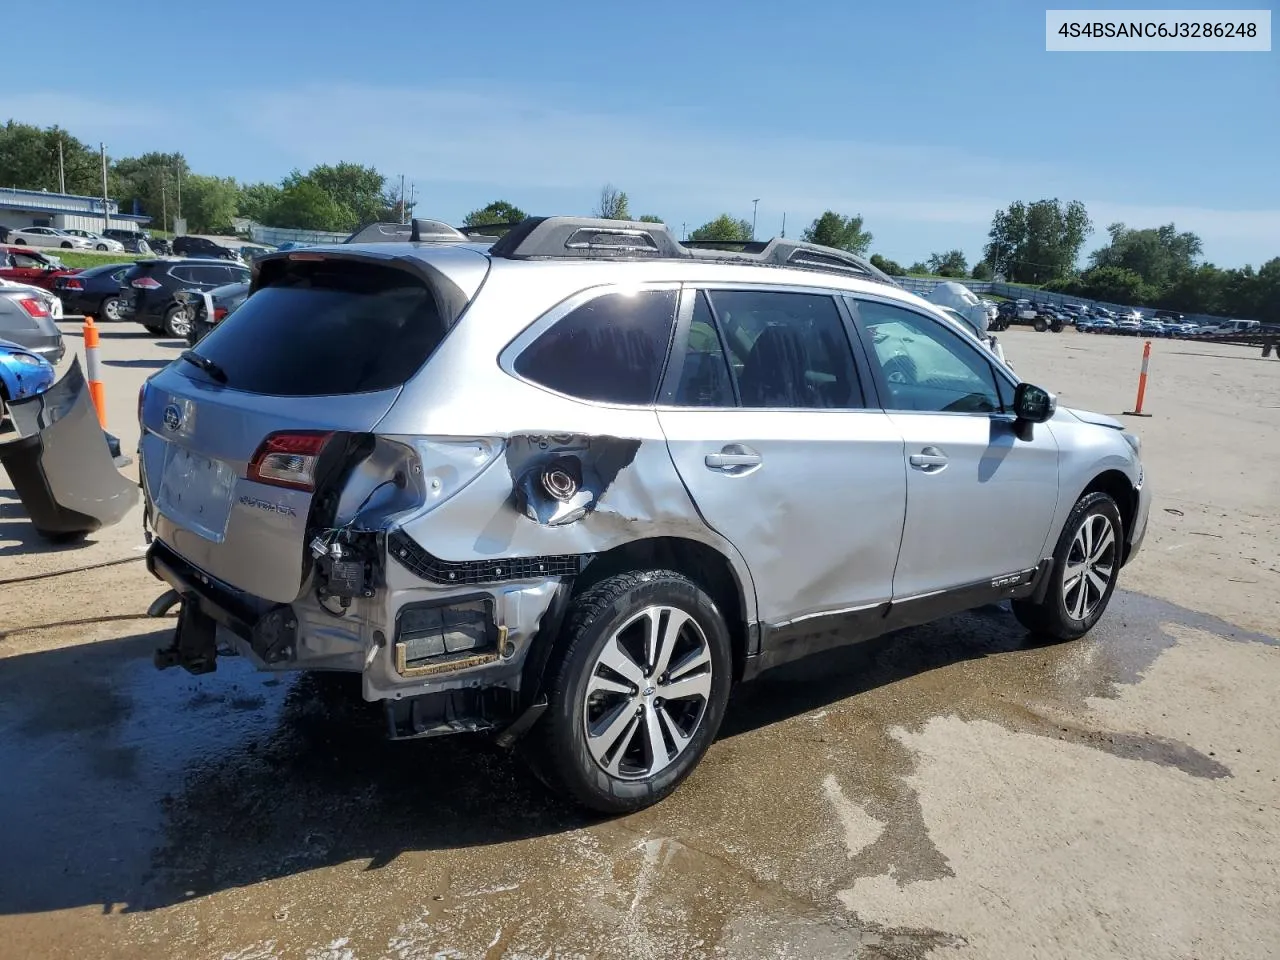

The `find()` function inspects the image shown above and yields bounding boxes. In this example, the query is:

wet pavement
[1,587,1274,959]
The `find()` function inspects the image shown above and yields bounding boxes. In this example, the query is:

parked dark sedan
[182,281,251,346]
[119,258,251,338]
[52,263,133,321]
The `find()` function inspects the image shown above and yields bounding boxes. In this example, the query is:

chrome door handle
[909,447,948,470]
[705,453,762,468]
[705,445,762,473]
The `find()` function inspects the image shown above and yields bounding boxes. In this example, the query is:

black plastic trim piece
[745,567,1041,680]
[388,529,585,586]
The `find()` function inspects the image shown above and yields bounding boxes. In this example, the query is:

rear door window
[513,289,677,405]
[190,259,447,396]
[707,289,863,409]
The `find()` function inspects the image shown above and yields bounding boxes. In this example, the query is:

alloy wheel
[102,297,121,321]
[582,605,713,780]
[1062,513,1117,621]
[166,306,192,338]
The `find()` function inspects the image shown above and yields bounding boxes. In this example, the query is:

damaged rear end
[141,245,508,701]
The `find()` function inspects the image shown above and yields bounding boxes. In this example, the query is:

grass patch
[55,251,147,269]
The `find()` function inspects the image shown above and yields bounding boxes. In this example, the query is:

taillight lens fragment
[247,431,332,491]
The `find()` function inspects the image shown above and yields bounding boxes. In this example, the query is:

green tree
[870,253,905,276]
[638,214,664,223]
[593,184,630,220]
[983,199,1092,284]
[181,174,241,234]
[802,211,872,254]
[927,249,968,278]
[1088,222,1203,290]
[268,176,352,232]
[305,162,399,225]
[463,200,527,227]
[908,261,930,275]
[238,182,282,223]
[109,151,188,229]
[970,260,994,280]
[0,121,100,195]
[690,214,753,242]
[1074,265,1151,305]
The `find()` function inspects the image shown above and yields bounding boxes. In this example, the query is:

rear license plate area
[155,444,237,542]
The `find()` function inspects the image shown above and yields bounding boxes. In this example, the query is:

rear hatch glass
[189,259,446,396]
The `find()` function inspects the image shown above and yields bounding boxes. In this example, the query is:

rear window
[190,259,446,396]
[513,289,677,405]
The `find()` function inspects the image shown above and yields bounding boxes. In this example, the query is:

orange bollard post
[1125,339,1153,418]
[84,315,108,428]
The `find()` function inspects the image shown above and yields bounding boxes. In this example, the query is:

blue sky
[9,0,1277,266]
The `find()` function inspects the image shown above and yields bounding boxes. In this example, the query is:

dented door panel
[658,407,907,627]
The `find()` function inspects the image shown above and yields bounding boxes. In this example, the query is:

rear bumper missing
[147,539,299,665]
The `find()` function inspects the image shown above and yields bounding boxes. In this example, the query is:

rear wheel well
[1082,469,1137,560]
[572,537,750,682]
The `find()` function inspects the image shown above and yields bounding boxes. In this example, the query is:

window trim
[656,282,871,413]
[498,281,682,409]
[844,292,1018,417]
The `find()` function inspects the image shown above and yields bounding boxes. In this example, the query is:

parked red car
[0,245,80,290]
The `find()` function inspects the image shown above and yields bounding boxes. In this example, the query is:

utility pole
[58,138,65,194]
[681,223,687,241]
[99,143,110,234]
[399,174,406,223]
[752,199,760,240]
[161,173,168,234]
[781,212,787,238]
[175,164,182,223]
[408,182,415,220]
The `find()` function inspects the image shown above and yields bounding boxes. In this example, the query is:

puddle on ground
[0,589,1272,958]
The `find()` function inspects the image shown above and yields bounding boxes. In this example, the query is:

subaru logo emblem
[162,403,183,431]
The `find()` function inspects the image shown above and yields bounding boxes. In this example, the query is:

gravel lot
[1,323,1276,960]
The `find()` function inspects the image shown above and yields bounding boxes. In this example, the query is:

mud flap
[0,358,139,539]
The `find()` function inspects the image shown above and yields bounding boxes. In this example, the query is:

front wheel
[1013,491,1123,641]
[1033,317,1049,332]
[525,570,733,814]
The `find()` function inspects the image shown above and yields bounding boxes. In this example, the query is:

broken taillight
[247,431,332,491]
[213,306,229,321]
[17,297,50,318]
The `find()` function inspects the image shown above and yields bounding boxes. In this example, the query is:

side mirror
[1013,382,1056,423]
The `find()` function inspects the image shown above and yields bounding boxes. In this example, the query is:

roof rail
[457,222,521,239]
[485,216,899,287]
[344,219,468,244]
[488,217,688,260]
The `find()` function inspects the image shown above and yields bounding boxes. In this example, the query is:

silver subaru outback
[139,217,1150,812]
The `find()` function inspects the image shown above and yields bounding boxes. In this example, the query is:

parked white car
[60,229,125,252]
[8,227,93,250]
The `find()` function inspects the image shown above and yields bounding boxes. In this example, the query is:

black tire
[1012,491,1123,642]
[96,243,108,251]
[1050,319,1064,333]
[60,241,72,248]
[143,323,164,335]
[524,570,733,814]
[1033,317,1049,332]
[163,303,191,339]
[13,238,25,245]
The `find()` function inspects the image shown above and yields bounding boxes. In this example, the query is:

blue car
[0,337,56,427]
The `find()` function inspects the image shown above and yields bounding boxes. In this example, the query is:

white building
[0,187,152,234]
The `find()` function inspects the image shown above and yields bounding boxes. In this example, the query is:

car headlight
[9,352,44,366]
[1122,432,1142,456]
